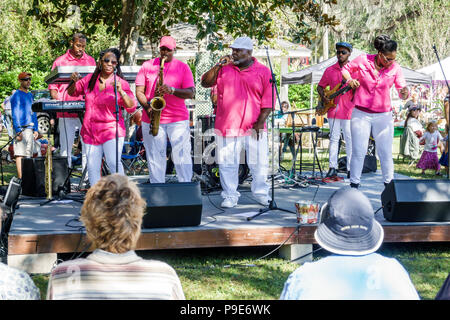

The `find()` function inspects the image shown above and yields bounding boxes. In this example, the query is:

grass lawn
[1,132,448,300]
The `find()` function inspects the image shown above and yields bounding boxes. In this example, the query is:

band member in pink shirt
[135,36,195,183]
[201,37,272,208]
[318,42,355,179]
[68,48,138,186]
[342,35,409,188]
[49,33,96,169]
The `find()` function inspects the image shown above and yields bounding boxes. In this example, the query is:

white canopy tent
[417,56,450,81]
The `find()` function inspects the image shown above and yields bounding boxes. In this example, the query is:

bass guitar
[316,83,352,116]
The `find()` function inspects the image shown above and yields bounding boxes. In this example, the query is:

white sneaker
[254,195,270,206]
[221,197,238,208]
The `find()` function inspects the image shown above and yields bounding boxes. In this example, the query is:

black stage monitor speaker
[139,182,202,228]
[4,177,21,208]
[381,179,450,222]
[21,157,70,197]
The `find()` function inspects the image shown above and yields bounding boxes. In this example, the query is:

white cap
[230,37,253,50]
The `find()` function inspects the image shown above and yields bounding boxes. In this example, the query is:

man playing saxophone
[136,36,195,183]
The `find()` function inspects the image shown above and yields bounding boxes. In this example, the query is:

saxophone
[45,140,52,199]
[147,56,167,136]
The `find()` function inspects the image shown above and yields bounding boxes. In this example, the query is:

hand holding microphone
[216,55,232,67]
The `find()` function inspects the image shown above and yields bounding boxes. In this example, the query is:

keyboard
[32,99,85,113]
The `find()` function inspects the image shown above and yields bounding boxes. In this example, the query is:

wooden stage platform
[6,170,450,261]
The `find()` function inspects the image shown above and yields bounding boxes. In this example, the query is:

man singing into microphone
[11,72,39,179]
[201,36,272,208]
[135,35,195,183]
[49,33,96,170]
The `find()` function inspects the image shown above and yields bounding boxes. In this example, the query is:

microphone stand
[113,68,119,174]
[248,47,296,221]
[432,45,450,179]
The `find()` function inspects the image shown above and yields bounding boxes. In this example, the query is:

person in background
[417,121,444,175]
[342,35,409,189]
[400,104,423,160]
[0,206,40,300]
[46,174,185,300]
[280,187,420,300]
[11,72,39,179]
[317,42,355,179]
[68,48,138,186]
[49,33,96,169]
[1,90,15,138]
[438,124,448,176]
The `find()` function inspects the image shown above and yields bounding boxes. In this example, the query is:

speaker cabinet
[21,157,70,197]
[138,182,202,228]
[381,179,450,222]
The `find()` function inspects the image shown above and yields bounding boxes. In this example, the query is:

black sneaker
[326,168,337,178]
[347,171,350,179]
[350,182,359,189]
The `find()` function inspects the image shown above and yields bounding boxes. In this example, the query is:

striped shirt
[47,249,185,300]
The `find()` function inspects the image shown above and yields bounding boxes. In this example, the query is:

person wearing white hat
[280,187,420,300]
[201,36,272,208]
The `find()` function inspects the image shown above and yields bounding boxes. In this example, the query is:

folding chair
[121,140,147,176]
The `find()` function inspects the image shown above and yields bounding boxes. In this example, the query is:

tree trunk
[120,0,149,65]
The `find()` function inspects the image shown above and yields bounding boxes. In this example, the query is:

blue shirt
[10,89,38,133]
[280,253,420,300]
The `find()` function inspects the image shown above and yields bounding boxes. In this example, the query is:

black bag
[337,155,377,174]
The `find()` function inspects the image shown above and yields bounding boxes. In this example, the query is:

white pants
[59,117,86,170]
[85,137,124,186]
[328,118,352,170]
[142,120,193,183]
[216,132,269,200]
[350,108,394,184]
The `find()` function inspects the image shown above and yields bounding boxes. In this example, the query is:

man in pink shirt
[135,36,195,183]
[318,42,355,180]
[48,33,96,170]
[342,35,409,188]
[201,37,272,208]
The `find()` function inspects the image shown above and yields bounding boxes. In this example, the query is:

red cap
[159,36,176,50]
[18,72,32,80]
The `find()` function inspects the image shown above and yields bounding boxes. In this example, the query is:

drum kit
[191,114,249,191]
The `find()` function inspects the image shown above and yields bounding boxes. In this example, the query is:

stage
[6,170,450,272]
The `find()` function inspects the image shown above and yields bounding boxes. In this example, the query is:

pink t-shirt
[72,74,137,145]
[318,62,354,119]
[343,54,406,113]
[135,58,195,124]
[212,58,273,137]
[48,50,97,118]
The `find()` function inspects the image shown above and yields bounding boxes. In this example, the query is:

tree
[29,0,339,65]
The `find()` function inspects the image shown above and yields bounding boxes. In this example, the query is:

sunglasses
[103,58,118,65]
[381,53,395,62]
[20,78,31,81]
[336,50,349,55]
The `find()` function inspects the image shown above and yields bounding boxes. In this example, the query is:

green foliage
[288,84,318,110]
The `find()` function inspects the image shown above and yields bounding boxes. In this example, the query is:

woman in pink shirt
[342,35,409,188]
[68,48,138,186]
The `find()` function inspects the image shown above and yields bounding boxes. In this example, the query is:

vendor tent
[417,56,450,81]
[282,48,432,85]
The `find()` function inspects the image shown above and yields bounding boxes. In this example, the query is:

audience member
[11,72,39,179]
[435,273,450,300]
[0,207,40,300]
[400,104,423,160]
[280,187,420,300]
[417,121,444,175]
[46,174,185,300]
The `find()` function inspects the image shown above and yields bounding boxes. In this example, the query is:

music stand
[248,47,296,221]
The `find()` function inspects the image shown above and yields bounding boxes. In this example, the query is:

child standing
[417,121,444,175]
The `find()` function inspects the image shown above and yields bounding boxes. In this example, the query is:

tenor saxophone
[147,56,167,136]
[45,140,52,199]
